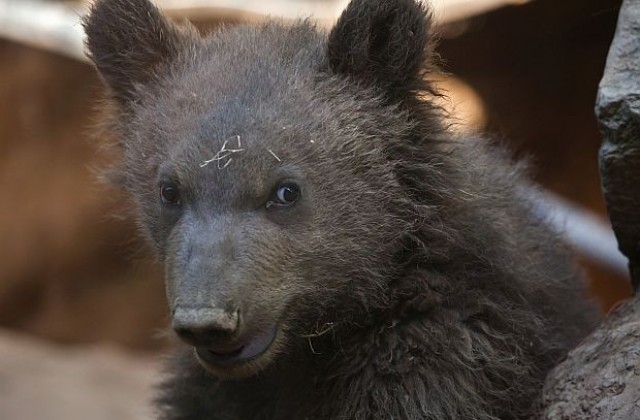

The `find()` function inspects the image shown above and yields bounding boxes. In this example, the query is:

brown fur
[84,0,598,418]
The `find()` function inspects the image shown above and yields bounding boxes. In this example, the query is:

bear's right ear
[84,0,196,104]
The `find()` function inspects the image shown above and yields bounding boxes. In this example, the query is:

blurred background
[0,0,628,418]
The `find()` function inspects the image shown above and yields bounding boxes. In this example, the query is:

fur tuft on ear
[327,0,434,100]
[84,0,196,104]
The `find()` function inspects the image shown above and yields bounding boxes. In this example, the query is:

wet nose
[172,306,240,347]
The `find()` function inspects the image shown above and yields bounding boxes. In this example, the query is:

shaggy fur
[85,0,598,419]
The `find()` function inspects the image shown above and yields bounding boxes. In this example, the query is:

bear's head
[85,0,446,379]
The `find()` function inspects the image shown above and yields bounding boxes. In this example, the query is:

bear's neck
[211,324,399,419]
[217,287,427,419]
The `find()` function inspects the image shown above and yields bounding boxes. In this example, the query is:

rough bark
[541,1,640,418]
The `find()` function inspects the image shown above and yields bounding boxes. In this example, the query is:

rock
[542,2,640,417]
[596,0,640,291]
[541,298,640,419]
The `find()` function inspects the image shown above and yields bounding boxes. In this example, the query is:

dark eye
[269,181,301,208]
[160,183,180,205]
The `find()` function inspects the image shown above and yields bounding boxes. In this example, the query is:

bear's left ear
[327,0,434,100]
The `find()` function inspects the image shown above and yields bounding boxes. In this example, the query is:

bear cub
[85,0,598,419]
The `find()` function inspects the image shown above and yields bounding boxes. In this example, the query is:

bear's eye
[268,181,301,208]
[160,183,181,205]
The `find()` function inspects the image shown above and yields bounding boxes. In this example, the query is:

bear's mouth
[194,323,279,369]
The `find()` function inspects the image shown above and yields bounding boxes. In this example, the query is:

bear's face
[86,0,434,379]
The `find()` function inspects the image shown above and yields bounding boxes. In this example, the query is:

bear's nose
[172,306,240,347]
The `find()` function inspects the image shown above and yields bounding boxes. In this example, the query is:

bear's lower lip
[195,324,278,368]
